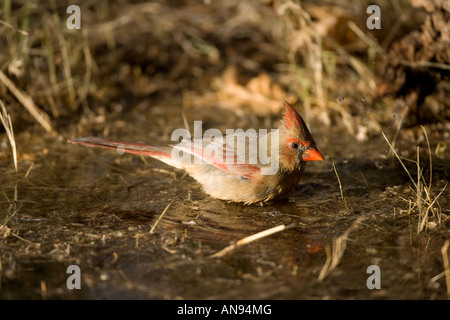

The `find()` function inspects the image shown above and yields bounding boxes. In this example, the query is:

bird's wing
[173,136,261,180]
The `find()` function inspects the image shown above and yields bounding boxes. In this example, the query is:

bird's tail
[68,137,173,160]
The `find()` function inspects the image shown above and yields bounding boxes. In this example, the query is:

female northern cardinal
[69,101,323,204]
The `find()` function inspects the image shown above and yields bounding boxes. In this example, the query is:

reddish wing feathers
[68,137,171,158]
[197,152,260,180]
[176,139,260,180]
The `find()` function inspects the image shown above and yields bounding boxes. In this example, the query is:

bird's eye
[291,142,299,149]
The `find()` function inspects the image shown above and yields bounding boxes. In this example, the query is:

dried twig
[441,240,450,298]
[0,99,18,174]
[0,71,53,132]
[382,131,415,188]
[149,200,174,234]
[347,20,385,53]
[210,223,295,258]
[383,130,445,233]
[332,160,348,210]
[318,215,366,281]
[399,60,450,71]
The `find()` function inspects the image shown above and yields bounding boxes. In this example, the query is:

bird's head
[278,101,324,170]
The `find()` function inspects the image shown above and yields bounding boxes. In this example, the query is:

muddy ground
[0,0,449,299]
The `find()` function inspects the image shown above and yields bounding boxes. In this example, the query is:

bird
[68,101,324,204]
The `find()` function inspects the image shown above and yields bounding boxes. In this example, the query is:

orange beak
[302,147,324,161]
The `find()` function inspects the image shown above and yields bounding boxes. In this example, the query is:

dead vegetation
[376,0,450,127]
[0,0,449,299]
[1,1,447,133]
[383,128,447,233]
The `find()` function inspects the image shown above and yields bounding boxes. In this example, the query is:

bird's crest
[281,100,317,145]
[282,100,304,130]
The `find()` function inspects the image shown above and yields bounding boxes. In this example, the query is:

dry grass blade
[79,29,93,107]
[0,19,28,36]
[399,60,450,71]
[210,224,295,258]
[442,240,450,299]
[149,200,173,234]
[382,131,416,188]
[416,146,422,223]
[0,71,53,133]
[318,244,332,281]
[277,1,330,125]
[0,99,18,174]
[422,126,432,190]
[53,14,77,111]
[332,160,348,210]
[318,215,366,281]
[382,130,445,233]
[418,182,442,232]
[347,20,385,54]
